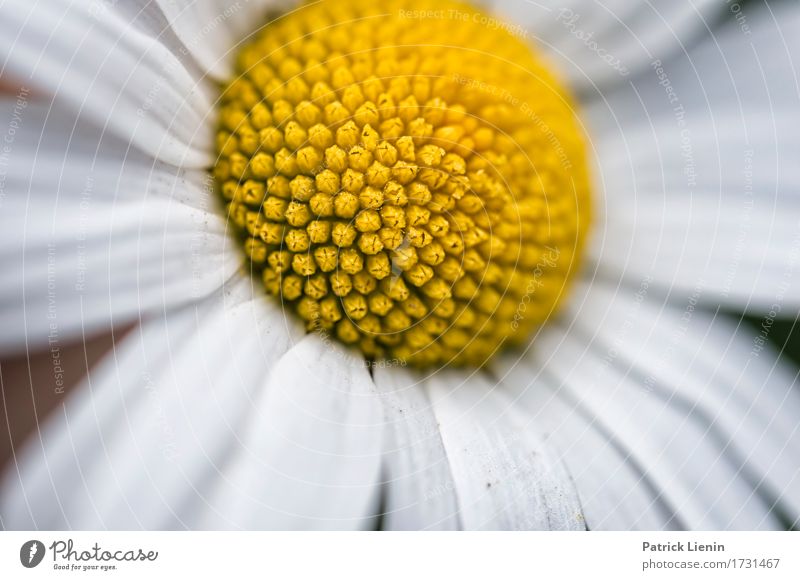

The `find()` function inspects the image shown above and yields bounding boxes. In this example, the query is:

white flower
[1,0,799,530]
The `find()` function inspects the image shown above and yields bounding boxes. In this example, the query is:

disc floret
[215,0,591,366]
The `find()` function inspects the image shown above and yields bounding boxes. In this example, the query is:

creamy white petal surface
[571,283,800,525]
[589,2,800,314]
[0,0,216,167]
[1,276,309,528]
[154,0,287,81]
[198,335,384,530]
[425,370,585,530]
[487,0,721,93]
[0,103,238,353]
[376,367,585,530]
[374,366,462,530]
[0,100,214,211]
[496,280,800,530]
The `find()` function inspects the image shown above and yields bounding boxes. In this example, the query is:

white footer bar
[2,531,798,579]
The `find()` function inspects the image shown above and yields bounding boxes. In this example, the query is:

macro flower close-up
[1,0,799,532]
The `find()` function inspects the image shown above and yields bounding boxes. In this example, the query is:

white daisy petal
[498,280,800,530]
[425,369,585,530]
[0,197,236,353]
[594,191,800,313]
[199,335,384,530]
[586,2,800,132]
[494,351,679,530]
[373,366,461,530]
[0,0,216,167]
[569,282,800,524]
[0,100,237,353]
[153,0,281,80]
[0,275,306,529]
[0,305,198,529]
[0,99,213,209]
[485,0,721,92]
[588,2,800,313]
[534,332,777,530]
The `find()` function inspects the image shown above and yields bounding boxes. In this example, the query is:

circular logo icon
[20,540,45,568]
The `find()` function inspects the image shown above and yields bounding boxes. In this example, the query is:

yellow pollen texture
[214,0,592,367]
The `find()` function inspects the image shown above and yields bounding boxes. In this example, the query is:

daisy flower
[1,0,799,530]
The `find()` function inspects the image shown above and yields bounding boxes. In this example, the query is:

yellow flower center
[214,0,591,367]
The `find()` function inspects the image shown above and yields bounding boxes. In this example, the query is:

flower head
[216,0,590,366]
